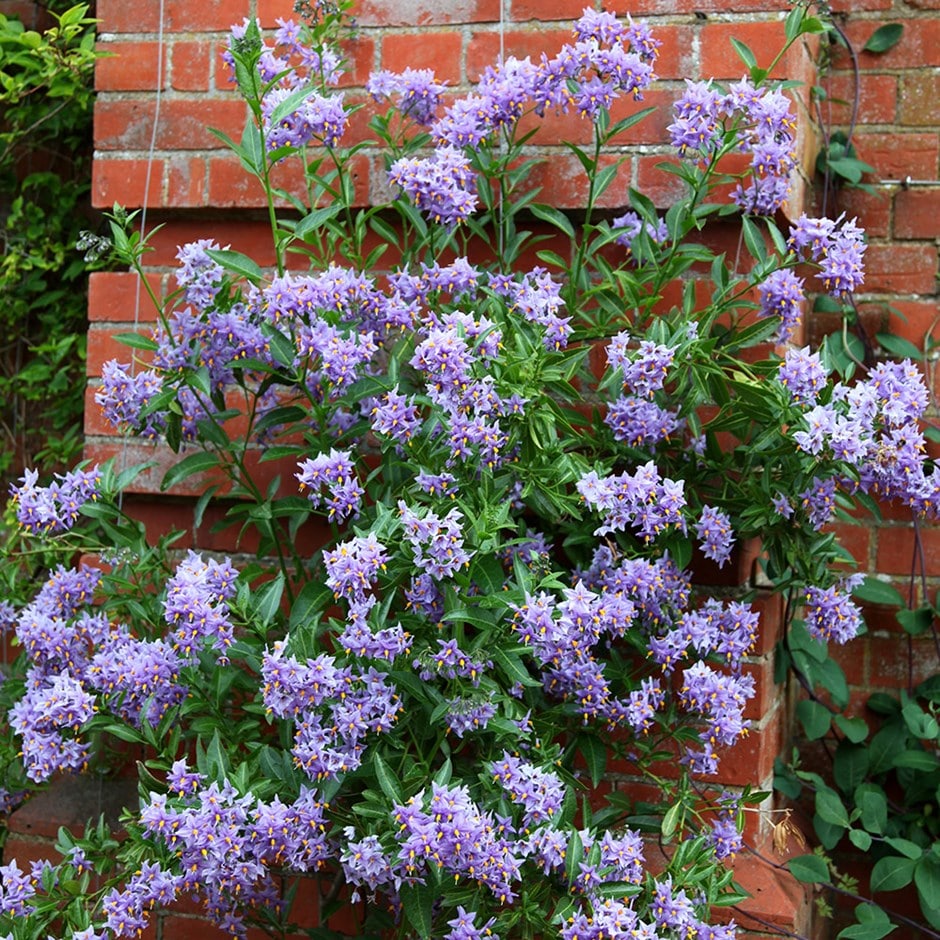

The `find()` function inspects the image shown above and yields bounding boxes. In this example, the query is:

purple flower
[10,466,101,535]
[164,551,238,660]
[445,906,500,940]
[0,861,37,917]
[804,583,862,643]
[367,67,446,125]
[779,346,827,405]
[297,448,363,522]
[758,268,804,343]
[175,238,225,309]
[669,80,723,159]
[694,505,735,567]
[399,502,473,579]
[605,396,681,448]
[625,677,664,733]
[324,533,388,604]
[96,361,164,432]
[371,388,422,443]
[490,751,565,826]
[611,211,669,255]
[708,808,743,860]
[389,147,478,227]
[262,86,348,150]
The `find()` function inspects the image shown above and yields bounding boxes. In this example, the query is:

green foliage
[0,4,101,481]
[778,601,940,934]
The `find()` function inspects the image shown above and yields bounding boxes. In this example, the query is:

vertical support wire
[118,0,166,505]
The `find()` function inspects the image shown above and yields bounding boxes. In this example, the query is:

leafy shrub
[0,3,936,939]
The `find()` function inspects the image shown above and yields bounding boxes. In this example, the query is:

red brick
[257,0,297,25]
[523,151,633,210]
[144,219,280,268]
[853,132,938,183]
[97,0,250,33]
[167,154,208,206]
[609,0,792,12]
[714,704,786,787]
[874,523,937,576]
[895,189,940,240]
[91,157,165,209]
[88,272,164,323]
[868,634,937,688]
[822,72,897,126]
[699,20,795,81]
[834,186,891,240]
[96,97,248,152]
[827,523,872,567]
[380,31,462,83]
[827,635,869,686]
[509,0,586,20]
[466,28,570,81]
[337,35,378,88]
[863,243,938,295]
[171,40,213,92]
[95,40,164,91]
[900,72,940,127]
[86,325,154,378]
[636,153,687,208]
[880,299,940,349]
[833,18,940,71]
[351,0,501,28]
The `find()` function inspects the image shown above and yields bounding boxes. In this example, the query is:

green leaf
[252,573,285,630]
[788,854,830,884]
[902,702,939,740]
[579,734,606,788]
[797,699,832,740]
[835,715,869,744]
[730,38,757,70]
[852,577,904,608]
[870,855,916,892]
[837,903,896,940]
[833,741,869,793]
[876,332,923,361]
[160,451,220,491]
[849,829,872,851]
[896,606,933,637]
[892,749,939,771]
[863,23,903,54]
[113,331,158,351]
[528,203,576,239]
[855,784,887,834]
[371,751,404,804]
[816,787,850,829]
[399,882,434,939]
[661,801,682,842]
[914,858,940,928]
[295,204,344,242]
[884,837,923,860]
[289,579,330,631]
[205,248,263,284]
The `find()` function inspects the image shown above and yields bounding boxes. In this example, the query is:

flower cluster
[296,448,363,522]
[669,77,797,215]
[10,466,100,535]
[388,147,478,227]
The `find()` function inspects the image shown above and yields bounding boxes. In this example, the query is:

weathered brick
[900,72,940,126]
[381,30,463,82]
[863,243,938,295]
[91,156,165,208]
[895,188,940,239]
[95,40,164,91]
[351,0,501,28]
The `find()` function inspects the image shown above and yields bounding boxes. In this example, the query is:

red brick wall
[3,0,938,936]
